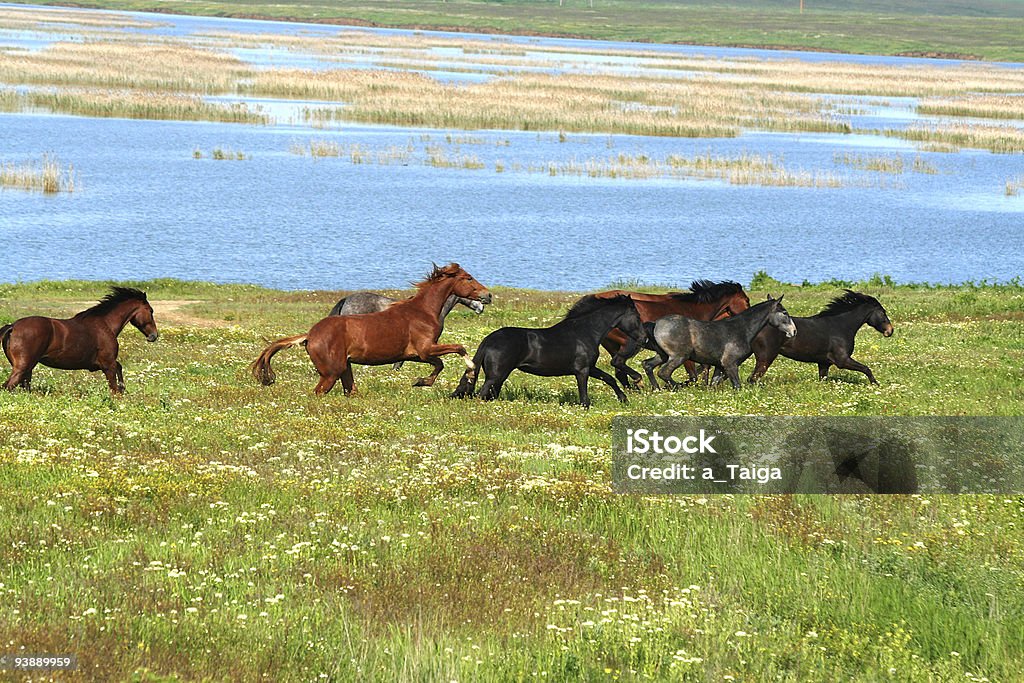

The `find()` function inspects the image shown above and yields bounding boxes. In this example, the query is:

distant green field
[1,278,1023,680]
[13,0,1024,61]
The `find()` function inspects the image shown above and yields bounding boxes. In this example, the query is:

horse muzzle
[147,332,159,342]
[883,326,894,337]
[477,292,493,305]
[469,300,486,314]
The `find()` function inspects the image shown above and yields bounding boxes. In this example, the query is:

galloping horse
[748,290,893,385]
[451,295,646,408]
[1,287,159,395]
[329,290,486,372]
[593,280,751,388]
[252,264,491,395]
[643,296,796,390]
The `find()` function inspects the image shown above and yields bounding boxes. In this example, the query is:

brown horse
[594,280,750,388]
[252,263,491,395]
[1,287,159,395]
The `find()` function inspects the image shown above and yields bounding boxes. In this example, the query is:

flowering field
[1,278,1022,681]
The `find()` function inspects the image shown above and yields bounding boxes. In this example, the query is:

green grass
[1,278,1023,680]
[11,0,1024,62]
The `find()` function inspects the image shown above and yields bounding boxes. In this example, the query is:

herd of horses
[0,263,894,406]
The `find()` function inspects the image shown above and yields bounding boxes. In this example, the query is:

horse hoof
[412,378,433,387]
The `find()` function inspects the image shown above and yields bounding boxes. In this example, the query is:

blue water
[1,5,1023,290]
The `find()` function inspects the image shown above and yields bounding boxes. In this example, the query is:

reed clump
[210,147,248,160]
[0,41,251,93]
[1007,177,1024,197]
[0,154,76,193]
[24,89,269,124]
[885,123,1024,154]
[918,94,1024,120]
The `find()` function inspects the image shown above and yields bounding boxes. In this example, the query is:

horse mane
[75,287,148,318]
[566,294,633,319]
[669,280,745,303]
[413,263,463,289]
[815,290,882,317]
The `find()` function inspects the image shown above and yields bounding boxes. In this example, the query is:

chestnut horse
[593,280,751,388]
[252,263,491,395]
[1,287,159,395]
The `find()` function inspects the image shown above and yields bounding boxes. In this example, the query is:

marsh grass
[833,153,939,175]
[885,123,1024,154]
[0,279,1023,681]
[0,154,76,193]
[918,94,1024,120]
[1007,176,1024,196]
[210,147,248,160]
[22,88,269,124]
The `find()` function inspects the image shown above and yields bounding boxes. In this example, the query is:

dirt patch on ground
[151,300,225,328]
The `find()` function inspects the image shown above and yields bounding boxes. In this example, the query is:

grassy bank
[1,278,1022,680]
[9,0,1024,62]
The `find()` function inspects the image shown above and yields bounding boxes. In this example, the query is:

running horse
[593,280,750,389]
[1,287,159,395]
[252,263,491,395]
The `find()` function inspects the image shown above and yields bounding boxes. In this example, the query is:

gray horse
[329,291,485,371]
[643,296,796,390]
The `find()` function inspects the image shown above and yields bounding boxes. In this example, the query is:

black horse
[642,296,796,390]
[451,295,646,408]
[748,290,893,385]
[329,290,485,371]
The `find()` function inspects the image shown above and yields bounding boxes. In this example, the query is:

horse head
[129,297,159,342]
[766,295,797,338]
[432,263,492,305]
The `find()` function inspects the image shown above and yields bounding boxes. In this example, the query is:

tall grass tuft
[0,154,76,193]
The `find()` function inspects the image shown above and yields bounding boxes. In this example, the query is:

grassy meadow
[10,0,1024,63]
[1,277,1023,681]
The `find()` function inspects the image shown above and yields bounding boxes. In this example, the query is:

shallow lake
[1,4,1023,290]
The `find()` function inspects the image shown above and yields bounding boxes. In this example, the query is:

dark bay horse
[1,287,158,395]
[748,290,893,385]
[643,296,796,390]
[450,295,646,408]
[252,264,491,395]
[329,290,486,371]
[594,280,750,389]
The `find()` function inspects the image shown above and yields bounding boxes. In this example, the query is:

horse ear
[765,294,774,301]
[777,294,784,302]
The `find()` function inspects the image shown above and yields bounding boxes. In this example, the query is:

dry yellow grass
[917,94,1024,120]
[0,154,76,193]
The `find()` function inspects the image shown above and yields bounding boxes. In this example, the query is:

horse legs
[340,365,356,396]
[641,351,667,391]
[114,361,125,393]
[314,373,340,395]
[575,368,591,408]
[749,347,780,384]
[412,357,444,387]
[723,363,742,389]
[102,363,124,395]
[832,354,878,385]
[657,356,687,390]
[608,338,643,390]
[589,365,627,404]
[818,362,831,380]
[4,363,34,391]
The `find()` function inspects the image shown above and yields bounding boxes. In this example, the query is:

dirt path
[151,300,225,328]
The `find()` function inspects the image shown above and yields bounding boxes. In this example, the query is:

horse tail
[328,297,346,317]
[451,344,485,399]
[251,334,308,386]
[0,323,11,358]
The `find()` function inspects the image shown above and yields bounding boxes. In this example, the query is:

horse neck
[573,305,631,344]
[98,301,141,335]
[409,278,459,319]
[829,305,874,334]
[737,303,775,344]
